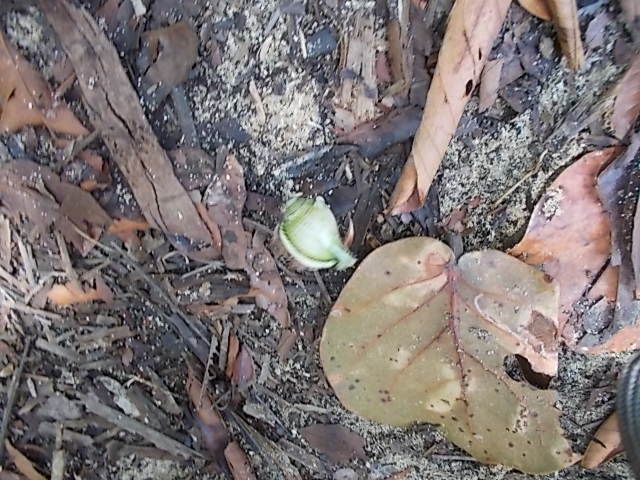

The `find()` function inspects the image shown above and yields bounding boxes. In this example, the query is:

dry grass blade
[0,32,87,136]
[612,54,640,140]
[388,0,511,214]
[582,412,623,468]
[41,0,220,262]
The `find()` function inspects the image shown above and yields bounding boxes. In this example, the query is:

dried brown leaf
[225,334,240,379]
[224,441,257,480]
[231,344,255,392]
[41,1,220,262]
[107,217,150,242]
[388,0,511,213]
[582,412,623,468]
[140,22,198,110]
[321,237,578,473]
[510,148,621,340]
[621,0,640,24]
[186,366,229,465]
[301,424,366,464]
[546,0,584,70]
[0,472,29,480]
[612,55,640,140]
[4,441,47,480]
[478,59,503,113]
[245,232,290,327]
[0,32,87,136]
[47,278,113,306]
[0,160,111,255]
[517,0,552,21]
[204,154,249,270]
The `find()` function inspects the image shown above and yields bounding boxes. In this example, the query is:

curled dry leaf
[139,22,199,110]
[42,1,219,262]
[0,160,111,255]
[582,411,623,469]
[389,0,511,214]
[186,366,229,467]
[612,54,640,140]
[510,148,621,342]
[224,441,257,480]
[47,278,113,306]
[301,424,366,464]
[321,237,578,473]
[4,441,47,480]
[0,32,87,136]
[204,154,249,270]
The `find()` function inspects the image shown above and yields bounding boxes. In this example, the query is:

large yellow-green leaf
[320,237,579,473]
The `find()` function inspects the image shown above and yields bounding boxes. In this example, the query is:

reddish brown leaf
[231,345,255,392]
[224,441,257,480]
[0,160,111,255]
[582,412,623,468]
[42,1,220,262]
[204,154,249,270]
[47,278,113,306]
[140,22,198,110]
[612,54,640,140]
[186,366,229,466]
[0,32,87,136]
[301,424,366,464]
[517,0,552,21]
[107,218,150,242]
[510,148,622,340]
[245,232,290,327]
[225,334,240,379]
[321,237,578,473]
[4,441,46,480]
[389,0,511,213]
[478,59,503,113]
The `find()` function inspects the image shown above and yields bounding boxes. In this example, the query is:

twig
[199,332,219,408]
[0,336,32,462]
[491,150,547,210]
[313,271,332,305]
[430,454,478,462]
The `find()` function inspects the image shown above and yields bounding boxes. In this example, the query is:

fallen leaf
[621,0,640,24]
[0,472,29,480]
[231,344,255,393]
[204,154,249,270]
[224,441,257,480]
[225,333,240,379]
[301,424,366,464]
[0,32,87,136]
[107,217,150,242]
[321,237,578,473]
[388,0,511,213]
[585,12,609,50]
[42,1,220,262]
[47,277,113,306]
[245,232,290,327]
[510,148,621,341]
[612,54,640,140]
[139,22,198,110]
[478,59,503,113]
[582,412,623,468]
[546,0,584,70]
[186,366,229,467]
[4,441,47,480]
[517,0,551,21]
[0,160,112,255]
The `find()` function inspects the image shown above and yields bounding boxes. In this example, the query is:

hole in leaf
[464,80,473,95]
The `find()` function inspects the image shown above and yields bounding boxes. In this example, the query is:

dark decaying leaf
[582,411,623,469]
[0,32,88,136]
[245,232,291,327]
[41,0,220,262]
[388,0,511,214]
[321,237,578,473]
[186,366,229,467]
[139,22,199,111]
[301,424,366,464]
[510,148,621,342]
[611,54,640,141]
[224,441,257,480]
[585,139,640,353]
[204,154,249,270]
[0,160,111,255]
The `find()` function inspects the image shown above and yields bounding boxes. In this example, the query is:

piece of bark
[612,54,640,140]
[41,0,220,262]
[388,0,511,214]
[582,412,623,468]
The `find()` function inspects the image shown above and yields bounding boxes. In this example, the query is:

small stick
[313,271,332,305]
[0,336,32,462]
[491,150,547,211]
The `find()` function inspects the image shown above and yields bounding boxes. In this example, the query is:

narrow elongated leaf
[321,237,578,473]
